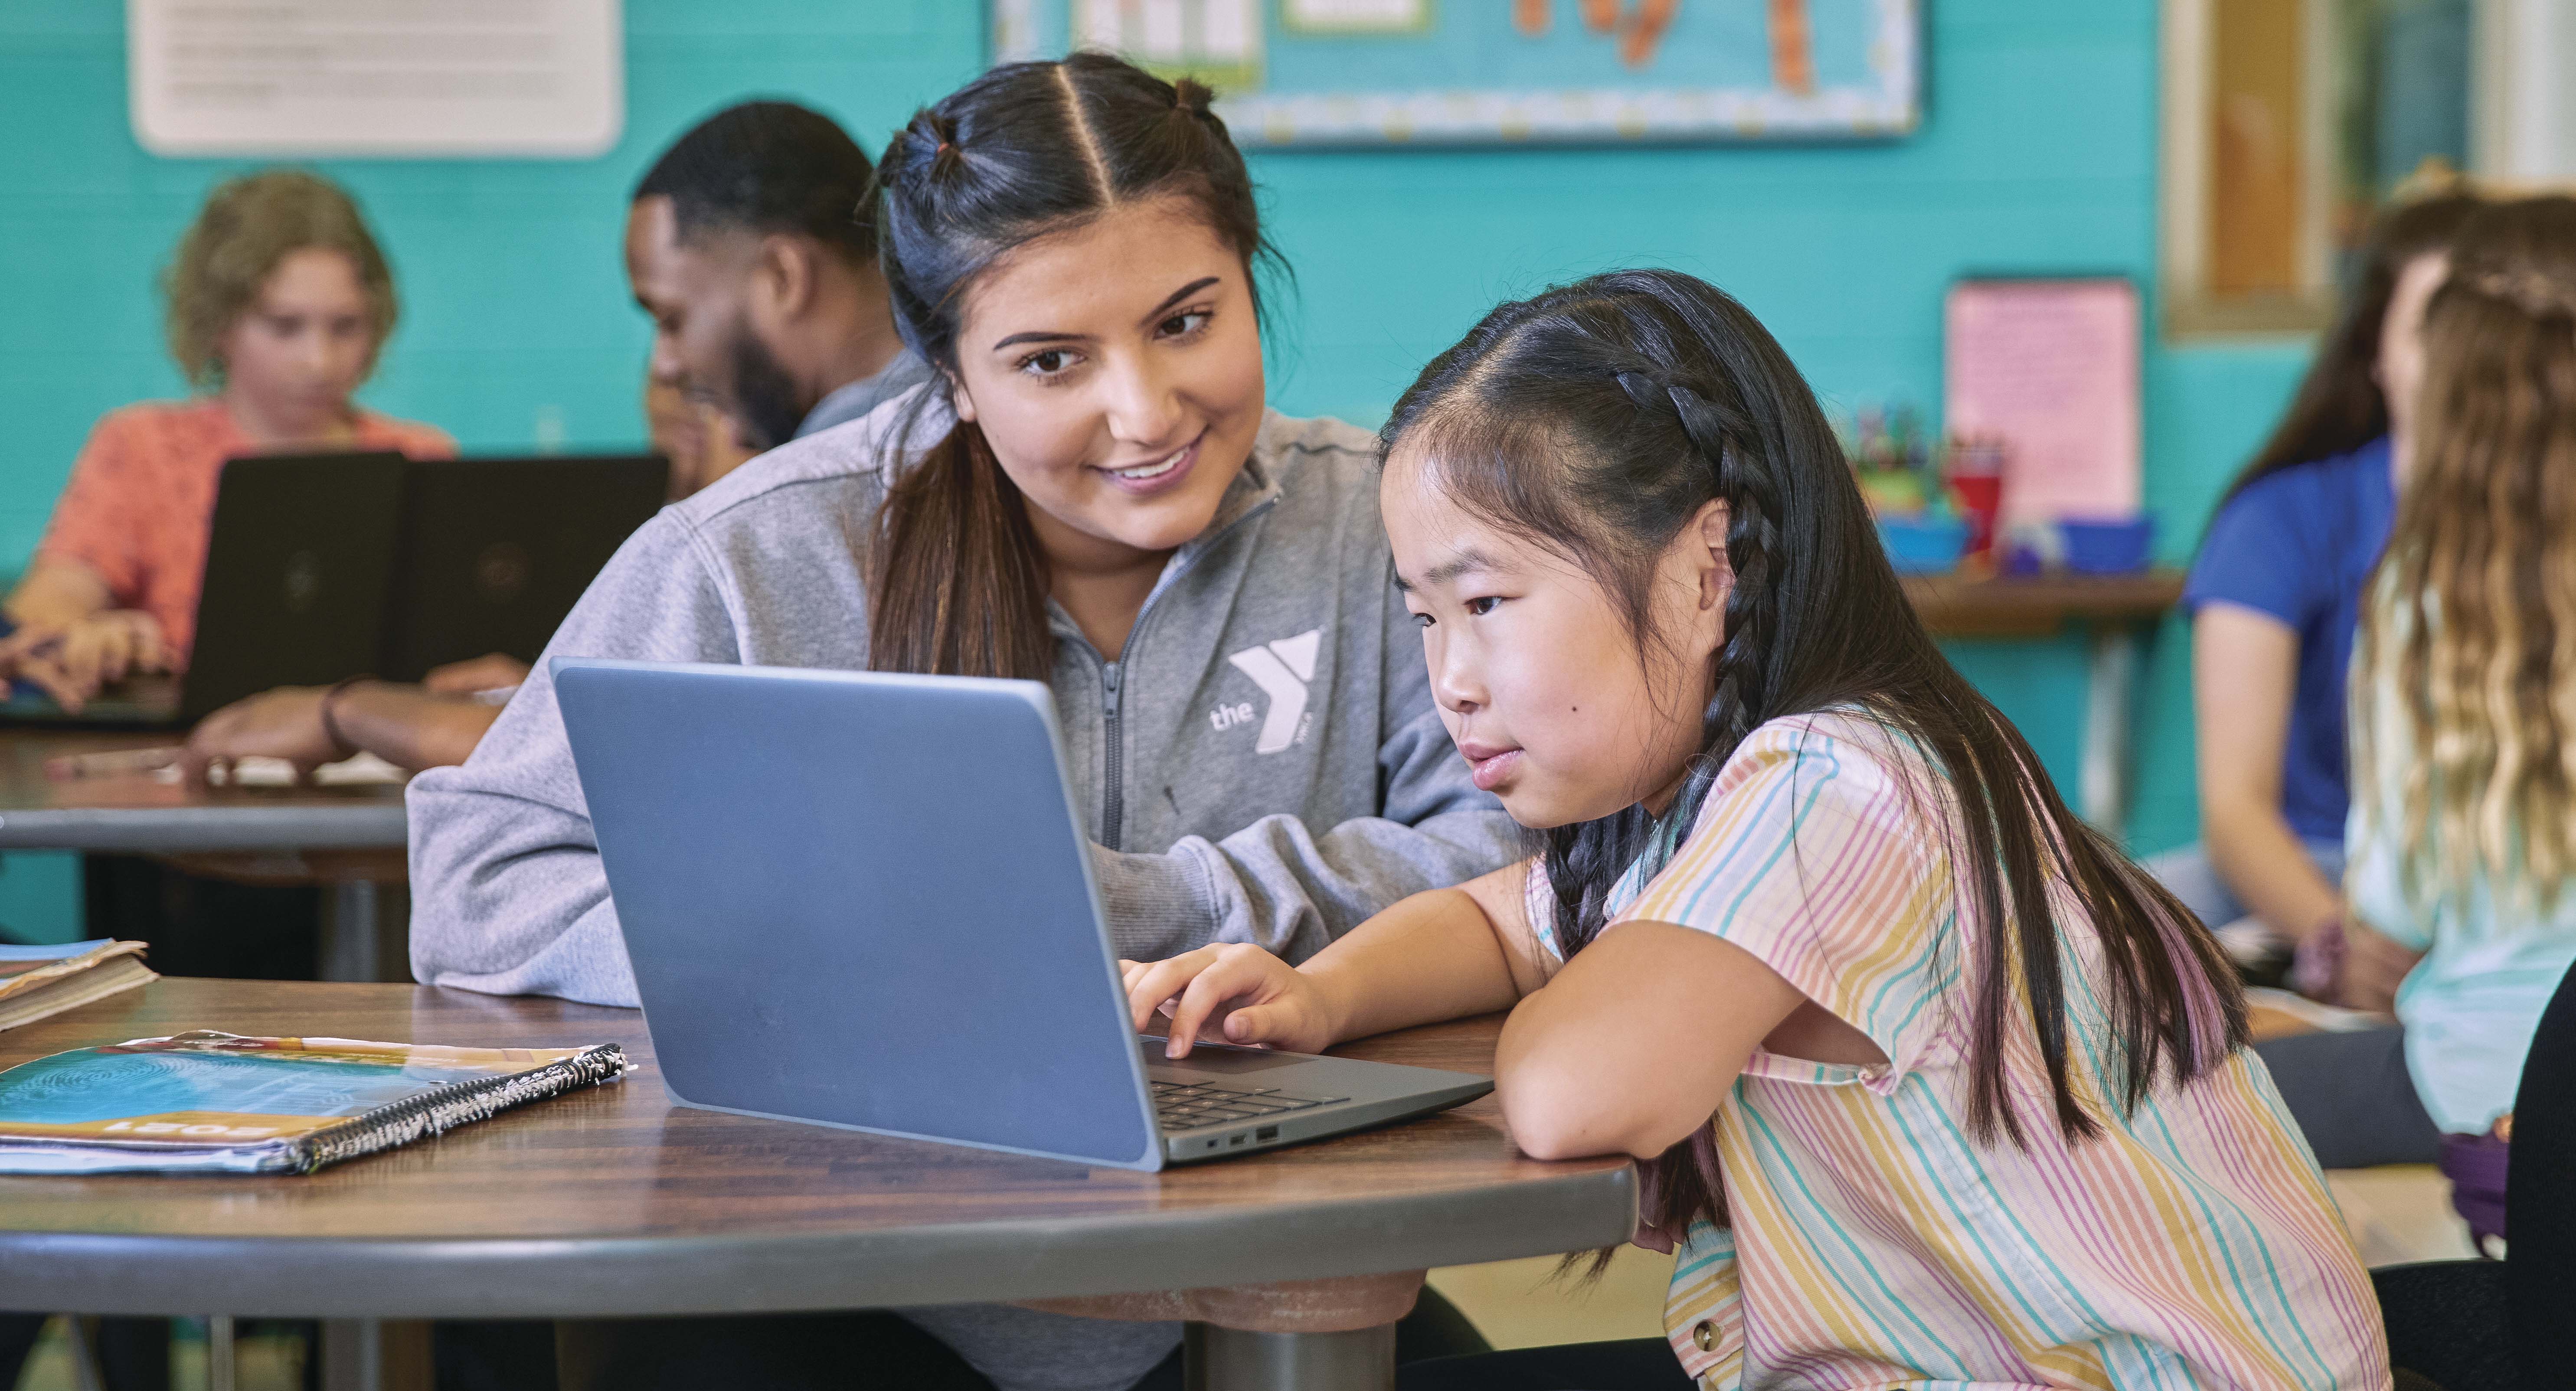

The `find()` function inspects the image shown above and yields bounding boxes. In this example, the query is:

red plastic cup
[1950,473,2003,558]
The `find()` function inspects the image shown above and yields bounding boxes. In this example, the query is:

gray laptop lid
[555,659,1164,1170]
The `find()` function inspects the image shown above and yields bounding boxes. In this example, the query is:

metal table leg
[2079,625,2140,839]
[65,1316,105,1391]
[318,881,409,983]
[1183,1322,1396,1391]
[207,1315,237,1391]
[319,1318,432,1391]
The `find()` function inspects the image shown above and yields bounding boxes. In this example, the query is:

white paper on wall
[128,0,623,158]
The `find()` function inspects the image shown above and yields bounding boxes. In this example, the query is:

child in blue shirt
[2153,191,2478,1036]
[2267,197,2576,1195]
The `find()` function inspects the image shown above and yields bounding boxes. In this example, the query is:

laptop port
[1228,1134,1245,1146]
[1255,1125,1278,1141]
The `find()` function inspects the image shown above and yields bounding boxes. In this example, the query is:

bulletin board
[988,0,1922,147]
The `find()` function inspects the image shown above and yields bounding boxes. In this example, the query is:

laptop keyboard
[1152,1079,1348,1132]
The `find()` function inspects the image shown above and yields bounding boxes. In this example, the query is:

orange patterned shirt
[35,399,455,665]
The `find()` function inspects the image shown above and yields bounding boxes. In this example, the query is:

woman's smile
[1095,428,1203,497]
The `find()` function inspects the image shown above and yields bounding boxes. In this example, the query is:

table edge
[0,1164,1638,1318]
[0,805,409,851]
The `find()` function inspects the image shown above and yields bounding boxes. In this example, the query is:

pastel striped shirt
[1533,712,2386,1390]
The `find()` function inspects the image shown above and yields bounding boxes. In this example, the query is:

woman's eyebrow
[988,276,1224,353]
[990,327,1085,351]
[1137,276,1219,326]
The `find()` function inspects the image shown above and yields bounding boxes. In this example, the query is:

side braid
[1594,369,1788,881]
[1670,379,1780,748]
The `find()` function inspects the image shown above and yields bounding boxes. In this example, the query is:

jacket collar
[1041,415,1287,645]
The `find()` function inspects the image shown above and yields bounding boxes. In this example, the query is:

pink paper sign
[1943,279,2141,525]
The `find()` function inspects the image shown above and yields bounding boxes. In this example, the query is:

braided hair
[1380,269,2246,1234]
[862,52,1281,679]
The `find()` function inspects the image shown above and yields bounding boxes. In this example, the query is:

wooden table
[0,980,1637,1391]
[0,730,410,980]
[1903,570,2187,839]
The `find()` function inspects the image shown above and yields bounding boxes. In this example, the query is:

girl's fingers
[1124,950,1216,1030]
[1165,950,1288,1058]
[17,656,80,711]
[1164,959,1257,1058]
[96,624,133,685]
[1221,1002,1278,1045]
[131,617,170,674]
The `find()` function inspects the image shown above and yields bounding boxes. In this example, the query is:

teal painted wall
[0,0,2309,940]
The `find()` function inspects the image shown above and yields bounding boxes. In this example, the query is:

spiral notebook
[0,1030,627,1174]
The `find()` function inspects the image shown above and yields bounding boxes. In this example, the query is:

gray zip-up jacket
[406,396,1518,1009]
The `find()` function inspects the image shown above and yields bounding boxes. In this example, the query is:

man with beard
[626,101,926,451]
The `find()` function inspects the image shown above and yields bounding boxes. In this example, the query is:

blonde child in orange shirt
[2,169,453,711]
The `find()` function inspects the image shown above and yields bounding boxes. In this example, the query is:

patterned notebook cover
[0,1029,626,1174]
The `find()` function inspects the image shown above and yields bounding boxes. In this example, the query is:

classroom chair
[2369,959,2576,1391]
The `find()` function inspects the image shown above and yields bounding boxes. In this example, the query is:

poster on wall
[1943,279,2143,527]
[990,0,1921,146]
[127,0,624,158]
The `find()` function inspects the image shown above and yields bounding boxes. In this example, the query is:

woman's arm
[1086,705,1520,968]
[3,558,111,631]
[2194,603,2343,939]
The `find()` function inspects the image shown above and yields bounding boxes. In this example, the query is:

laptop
[0,453,411,728]
[378,455,667,681]
[1,452,667,728]
[554,659,1492,1171]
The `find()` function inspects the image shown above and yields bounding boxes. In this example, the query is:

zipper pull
[1102,661,1122,713]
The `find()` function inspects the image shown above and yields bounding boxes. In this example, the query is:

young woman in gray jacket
[405,52,1515,1391]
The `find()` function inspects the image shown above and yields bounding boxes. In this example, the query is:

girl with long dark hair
[1130,269,2384,1390]
[409,52,1510,1390]
[2152,188,2479,984]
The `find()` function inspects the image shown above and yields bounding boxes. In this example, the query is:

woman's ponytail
[866,424,1053,679]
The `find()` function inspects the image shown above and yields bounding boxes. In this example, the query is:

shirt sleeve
[34,412,147,601]
[405,511,737,1006]
[2184,474,2324,628]
[1618,719,1956,1081]
[1087,549,1522,966]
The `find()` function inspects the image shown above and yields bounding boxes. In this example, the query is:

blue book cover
[0,1030,626,1174]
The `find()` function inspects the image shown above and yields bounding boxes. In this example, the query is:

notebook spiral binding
[294,1043,629,1174]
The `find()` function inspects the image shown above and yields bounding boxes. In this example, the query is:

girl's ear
[948,369,980,424]
[1696,499,1735,614]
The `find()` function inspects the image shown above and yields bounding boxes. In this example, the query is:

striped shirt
[1534,712,2386,1390]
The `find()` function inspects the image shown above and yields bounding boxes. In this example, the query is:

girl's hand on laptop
[1121,944,1339,1059]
